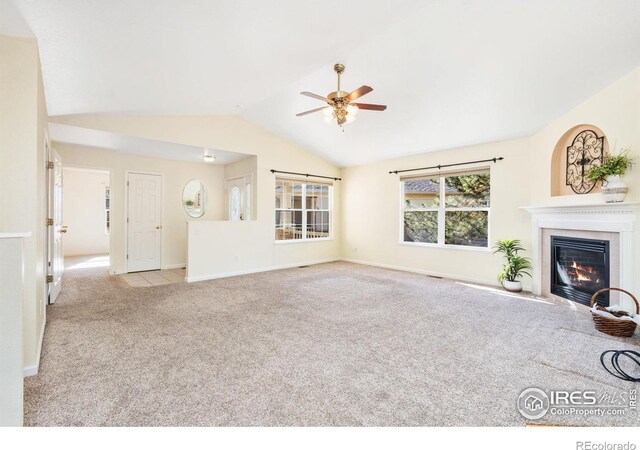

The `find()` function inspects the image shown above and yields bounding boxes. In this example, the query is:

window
[275,179,331,241]
[402,171,490,248]
[105,185,110,234]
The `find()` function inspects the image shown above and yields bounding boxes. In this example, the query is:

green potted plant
[586,149,634,203]
[184,199,195,207]
[492,239,532,292]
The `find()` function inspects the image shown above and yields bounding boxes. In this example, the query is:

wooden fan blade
[296,107,327,117]
[352,103,387,111]
[300,91,333,104]
[344,85,373,102]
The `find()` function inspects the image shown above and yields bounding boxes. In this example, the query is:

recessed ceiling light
[203,148,216,163]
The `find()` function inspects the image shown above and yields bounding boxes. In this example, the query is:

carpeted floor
[24,262,640,426]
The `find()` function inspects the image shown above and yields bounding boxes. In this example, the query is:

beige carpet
[24,262,640,426]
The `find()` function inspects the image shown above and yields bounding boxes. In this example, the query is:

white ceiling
[0,0,33,37]
[49,123,250,165]
[12,0,640,167]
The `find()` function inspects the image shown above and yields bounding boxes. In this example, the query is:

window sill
[275,238,333,245]
[399,241,491,252]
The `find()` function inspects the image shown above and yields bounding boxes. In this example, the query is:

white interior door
[127,172,162,272]
[48,148,64,304]
[226,176,251,221]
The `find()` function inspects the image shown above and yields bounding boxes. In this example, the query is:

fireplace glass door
[551,236,610,306]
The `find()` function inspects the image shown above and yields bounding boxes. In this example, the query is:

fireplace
[551,236,610,306]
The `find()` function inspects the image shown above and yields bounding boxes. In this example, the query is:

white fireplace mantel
[521,202,640,307]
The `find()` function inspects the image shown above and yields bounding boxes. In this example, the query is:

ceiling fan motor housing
[328,91,349,102]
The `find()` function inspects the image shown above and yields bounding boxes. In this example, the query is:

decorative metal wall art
[565,130,604,194]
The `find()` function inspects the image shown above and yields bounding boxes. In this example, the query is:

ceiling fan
[296,63,387,126]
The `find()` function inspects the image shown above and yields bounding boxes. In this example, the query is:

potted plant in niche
[493,239,532,292]
[184,199,194,207]
[586,149,634,203]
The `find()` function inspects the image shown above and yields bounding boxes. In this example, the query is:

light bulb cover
[346,104,359,116]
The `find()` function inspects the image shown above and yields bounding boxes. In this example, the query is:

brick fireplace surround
[523,203,640,312]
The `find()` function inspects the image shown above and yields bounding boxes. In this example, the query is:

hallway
[63,254,110,278]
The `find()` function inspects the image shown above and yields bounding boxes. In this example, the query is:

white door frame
[62,163,114,274]
[44,134,52,307]
[124,170,164,273]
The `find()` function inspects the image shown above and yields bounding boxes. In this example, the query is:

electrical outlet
[234,255,239,262]
[353,247,358,253]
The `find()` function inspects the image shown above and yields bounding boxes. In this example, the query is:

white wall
[49,116,343,279]
[0,236,28,426]
[0,35,48,375]
[529,66,640,206]
[49,67,640,289]
[62,168,110,256]
[340,64,640,289]
[186,220,338,281]
[341,139,532,288]
[54,144,227,273]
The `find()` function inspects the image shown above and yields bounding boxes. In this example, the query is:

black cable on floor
[600,350,640,382]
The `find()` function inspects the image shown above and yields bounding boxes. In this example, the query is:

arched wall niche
[550,124,609,197]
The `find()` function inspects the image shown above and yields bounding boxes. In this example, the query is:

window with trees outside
[275,179,331,241]
[402,170,490,248]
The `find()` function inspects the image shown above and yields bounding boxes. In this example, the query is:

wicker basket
[590,288,639,338]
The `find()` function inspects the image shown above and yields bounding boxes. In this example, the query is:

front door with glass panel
[226,176,251,221]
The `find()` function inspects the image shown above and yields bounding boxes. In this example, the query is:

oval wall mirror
[182,179,208,218]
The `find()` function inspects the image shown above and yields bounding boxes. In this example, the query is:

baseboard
[162,263,186,270]
[187,257,508,289]
[186,258,339,283]
[23,317,46,377]
[339,257,503,288]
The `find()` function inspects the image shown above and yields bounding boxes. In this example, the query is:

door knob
[155,225,162,229]
[60,225,68,234]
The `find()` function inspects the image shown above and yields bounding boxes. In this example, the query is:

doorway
[126,172,163,272]
[61,166,111,279]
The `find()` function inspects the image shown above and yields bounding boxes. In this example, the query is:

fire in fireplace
[551,236,610,306]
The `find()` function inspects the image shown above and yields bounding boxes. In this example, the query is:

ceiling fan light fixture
[346,104,359,123]
[296,64,386,127]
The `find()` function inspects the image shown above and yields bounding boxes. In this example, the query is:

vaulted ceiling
[10,0,640,166]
